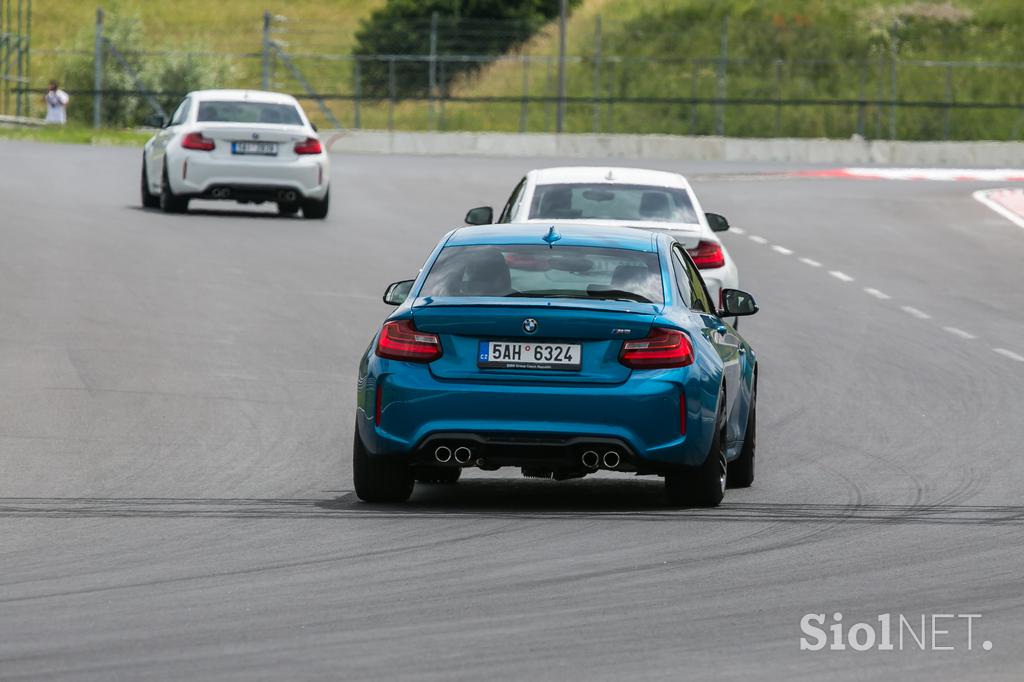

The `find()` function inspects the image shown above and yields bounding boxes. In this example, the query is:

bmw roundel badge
[522,318,538,334]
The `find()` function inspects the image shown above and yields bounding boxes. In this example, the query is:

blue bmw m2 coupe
[354,223,759,507]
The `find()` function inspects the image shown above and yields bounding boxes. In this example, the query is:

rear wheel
[353,425,414,503]
[415,466,461,485]
[727,382,755,489]
[302,189,329,220]
[141,158,159,208]
[665,397,727,507]
[159,162,189,214]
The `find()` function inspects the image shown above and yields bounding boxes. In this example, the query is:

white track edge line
[972,189,1024,230]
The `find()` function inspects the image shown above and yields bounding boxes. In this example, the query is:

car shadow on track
[129,206,290,219]
[3,487,1024,525]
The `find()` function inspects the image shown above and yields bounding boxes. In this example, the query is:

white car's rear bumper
[169,152,329,200]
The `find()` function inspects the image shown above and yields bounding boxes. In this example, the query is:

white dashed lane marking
[993,348,1024,362]
[728,230,1024,365]
[943,326,977,340]
[730,227,746,235]
[864,288,891,300]
[901,306,932,320]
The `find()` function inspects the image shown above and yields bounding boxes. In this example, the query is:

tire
[415,466,462,485]
[141,158,159,208]
[277,201,300,216]
[302,189,329,220]
[159,161,189,214]
[665,396,727,507]
[352,425,414,503]
[727,381,755,489]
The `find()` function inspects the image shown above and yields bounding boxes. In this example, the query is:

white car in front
[141,89,330,218]
[465,166,738,304]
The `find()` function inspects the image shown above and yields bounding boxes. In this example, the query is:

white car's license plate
[232,141,278,156]
[478,340,581,371]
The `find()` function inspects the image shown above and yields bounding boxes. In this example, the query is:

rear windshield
[528,183,698,224]
[196,101,304,125]
[420,245,664,304]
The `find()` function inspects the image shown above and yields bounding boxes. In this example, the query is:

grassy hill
[17,0,1024,139]
[398,0,1024,140]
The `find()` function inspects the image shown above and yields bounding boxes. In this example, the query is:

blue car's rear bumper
[357,355,718,468]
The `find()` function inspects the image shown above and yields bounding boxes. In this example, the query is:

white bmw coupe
[141,89,330,218]
[465,167,739,304]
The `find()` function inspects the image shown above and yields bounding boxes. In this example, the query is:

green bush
[354,0,580,98]
[59,11,232,127]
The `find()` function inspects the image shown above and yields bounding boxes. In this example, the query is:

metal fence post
[689,59,698,134]
[592,15,601,133]
[519,54,528,133]
[387,56,395,132]
[555,0,567,133]
[889,29,899,139]
[943,62,953,140]
[774,58,782,136]
[352,58,361,129]
[22,0,30,118]
[428,11,437,131]
[715,16,728,136]
[261,10,271,90]
[93,7,103,129]
[14,0,21,116]
[856,62,866,138]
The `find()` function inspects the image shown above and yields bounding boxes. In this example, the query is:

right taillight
[182,132,215,151]
[375,320,442,362]
[688,240,725,270]
[619,328,694,369]
[294,137,322,155]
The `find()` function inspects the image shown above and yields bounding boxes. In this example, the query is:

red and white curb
[973,188,1024,230]
[793,168,1024,182]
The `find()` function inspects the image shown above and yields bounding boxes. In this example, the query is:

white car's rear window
[197,101,303,125]
[529,183,698,224]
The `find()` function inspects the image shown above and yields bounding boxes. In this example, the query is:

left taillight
[294,137,322,155]
[181,132,215,151]
[688,240,725,270]
[619,328,694,369]
[375,320,442,363]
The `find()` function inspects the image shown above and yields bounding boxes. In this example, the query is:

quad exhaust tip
[277,190,297,202]
[211,187,231,199]
[434,446,452,464]
[581,450,600,469]
[602,451,621,469]
[453,446,473,465]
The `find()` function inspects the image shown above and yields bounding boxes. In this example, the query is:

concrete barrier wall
[324,129,1024,166]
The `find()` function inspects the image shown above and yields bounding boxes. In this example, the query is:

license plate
[478,341,581,371]
[231,141,278,156]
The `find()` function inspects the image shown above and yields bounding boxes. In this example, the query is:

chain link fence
[11,8,1024,140]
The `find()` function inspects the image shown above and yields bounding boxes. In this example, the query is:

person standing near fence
[43,81,70,124]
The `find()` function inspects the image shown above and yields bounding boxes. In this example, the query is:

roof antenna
[605,169,615,181]
[543,226,562,248]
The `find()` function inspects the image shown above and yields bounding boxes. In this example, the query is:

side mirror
[465,206,494,225]
[706,212,730,232]
[719,288,758,317]
[143,113,167,128]
[383,279,415,306]
[311,122,318,132]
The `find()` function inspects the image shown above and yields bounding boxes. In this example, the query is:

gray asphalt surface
[2,142,1024,681]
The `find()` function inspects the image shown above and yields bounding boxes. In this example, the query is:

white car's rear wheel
[141,157,159,209]
[160,162,189,214]
[302,189,329,220]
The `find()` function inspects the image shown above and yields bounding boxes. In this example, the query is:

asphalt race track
[2,141,1023,681]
